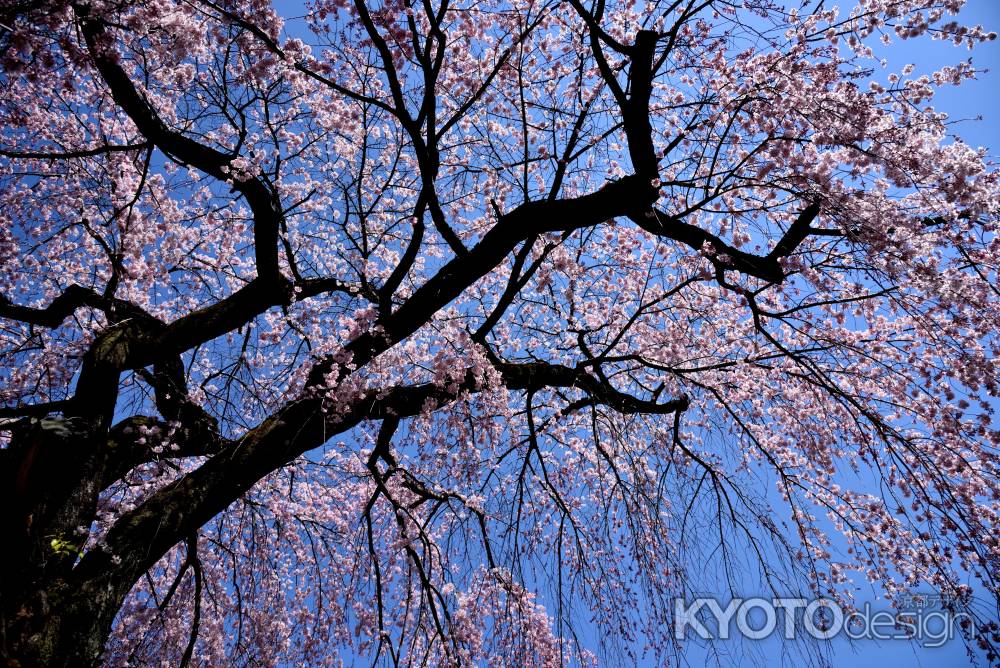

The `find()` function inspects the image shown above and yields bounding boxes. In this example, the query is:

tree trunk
[1,418,119,668]
[2,580,123,668]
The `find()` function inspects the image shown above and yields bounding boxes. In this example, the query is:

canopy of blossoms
[0,0,998,665]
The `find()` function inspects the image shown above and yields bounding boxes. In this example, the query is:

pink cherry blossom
[1,0,999,666]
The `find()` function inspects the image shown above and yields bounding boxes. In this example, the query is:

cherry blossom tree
[1,0,999,665]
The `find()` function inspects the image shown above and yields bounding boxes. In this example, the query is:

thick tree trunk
[2,580,122,668]
[0,418,119,668]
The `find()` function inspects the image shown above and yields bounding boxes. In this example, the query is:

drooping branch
[7,23,829,664]
[1,0,997,665]
[72,348,689,591]
[69,32,686,603]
